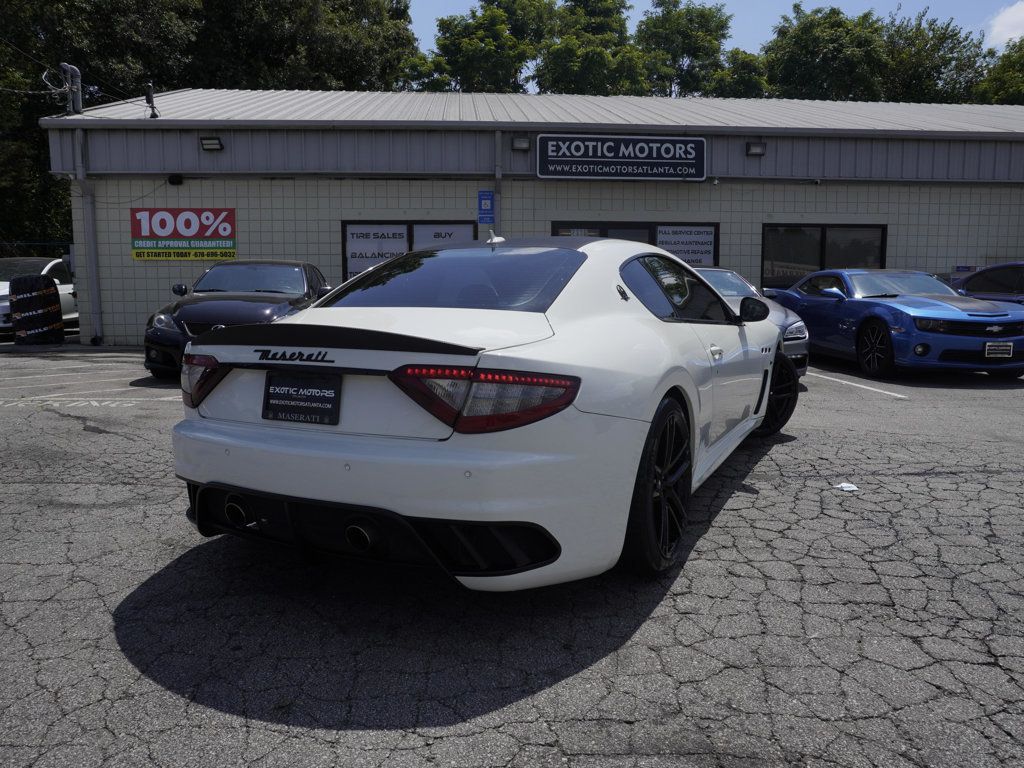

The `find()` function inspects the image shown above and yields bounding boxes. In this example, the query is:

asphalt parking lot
[1,350,1022,768]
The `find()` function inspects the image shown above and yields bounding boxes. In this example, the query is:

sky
[409,0,1024,53]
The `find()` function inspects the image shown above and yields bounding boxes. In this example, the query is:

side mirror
[171,283,188,296]
[957,288,967,296]
[821,287,846,301]
[316,285,333,299]
[739,296,771,322]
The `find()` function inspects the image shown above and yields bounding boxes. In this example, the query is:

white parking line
[806,372,908,399]
[0,363,137,374]
[0,377,131,392]
[0,368,129,382]
[20,386,161,399]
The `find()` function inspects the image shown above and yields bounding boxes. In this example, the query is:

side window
[305,267,323,294]
[966,267,1018,294]
[801,275,846,296]
[797,278,819,296]
[46,262,72,285]
[640,256,729,323]
[313,267,328,288]
[620,259,674,320]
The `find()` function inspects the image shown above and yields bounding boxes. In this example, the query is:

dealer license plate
[985,341,1013,358]
[262,371,341,425]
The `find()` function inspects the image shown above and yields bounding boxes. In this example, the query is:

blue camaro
[766,269,1024,379]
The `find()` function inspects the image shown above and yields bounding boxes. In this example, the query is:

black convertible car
[144,260,331,378]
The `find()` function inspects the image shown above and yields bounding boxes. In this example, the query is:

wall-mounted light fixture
[511,136,531,151]
[199,136,224,151]
[746,141,766,157]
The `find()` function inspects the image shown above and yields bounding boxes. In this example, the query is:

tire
[988,367,1024,380]
[857,320,896,378]
[752,352,799,437]
[9,274,63,345]
[149,366,179,380]
[622,398,691,575]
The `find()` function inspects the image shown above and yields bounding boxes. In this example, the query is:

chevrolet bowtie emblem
[986,325,1004,333]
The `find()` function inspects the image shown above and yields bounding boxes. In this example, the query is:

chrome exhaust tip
[345,523,375,553]
[224,495,253,528]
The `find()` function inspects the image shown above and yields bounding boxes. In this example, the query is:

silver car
[0,258,79,337]
[696,267,808,376]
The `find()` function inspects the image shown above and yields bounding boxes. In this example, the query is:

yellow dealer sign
[131,208,236,260]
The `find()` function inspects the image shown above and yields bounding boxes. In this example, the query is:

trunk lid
[188,308,553,440]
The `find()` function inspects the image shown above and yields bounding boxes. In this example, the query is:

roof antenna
[486,229,505,246]
[145,82,158,119]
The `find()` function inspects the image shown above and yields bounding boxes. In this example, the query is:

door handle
[709,345,724,360]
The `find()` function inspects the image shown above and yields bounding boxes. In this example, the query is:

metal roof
[40,89,1024,138]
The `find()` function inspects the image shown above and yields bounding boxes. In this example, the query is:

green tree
[881,10,992,103]
[635,0,731,97]
[706,48,768,97]
[1,0,202,259]
[430,5,533,92]
[977,38,1024,104]
[534,0,649,95]
[188,0,417,90]
[762,3,888,100]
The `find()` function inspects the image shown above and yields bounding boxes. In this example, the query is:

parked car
[144,260,331,377]
[0,257,78,338]
[696,266,809,376]
[952,262,1024,305]
[172,238,799,591]
[767,269,1024,379]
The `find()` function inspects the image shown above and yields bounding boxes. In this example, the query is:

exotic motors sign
[131,208,236,260]
[537,134,706,181]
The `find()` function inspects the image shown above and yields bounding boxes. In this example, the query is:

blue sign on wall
[478,190,495,225]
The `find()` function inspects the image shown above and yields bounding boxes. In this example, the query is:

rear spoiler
[195,324,483,357]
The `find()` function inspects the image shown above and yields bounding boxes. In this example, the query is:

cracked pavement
[1,351,1022,767]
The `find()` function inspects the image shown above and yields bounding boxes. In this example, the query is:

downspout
[493,130,503,235]
[73,127,103,345]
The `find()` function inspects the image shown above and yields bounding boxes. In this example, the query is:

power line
[0,35,54,71]
[0,85,64,95]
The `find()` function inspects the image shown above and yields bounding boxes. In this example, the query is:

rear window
[328,247,586,312]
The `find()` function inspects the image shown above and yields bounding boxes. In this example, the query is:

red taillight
[181,353,227,408]
[389,365,581,433]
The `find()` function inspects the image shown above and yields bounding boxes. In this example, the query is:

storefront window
[552,221,719,266]
[762,224,885,288]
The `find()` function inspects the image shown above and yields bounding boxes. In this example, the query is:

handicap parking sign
[478,190,495,225]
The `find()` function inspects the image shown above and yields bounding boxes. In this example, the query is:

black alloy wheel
[752,352,799,437]
[622,398,691,575]
[857,320,896,378]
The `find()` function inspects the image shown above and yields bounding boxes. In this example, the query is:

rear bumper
[173,407,649,591]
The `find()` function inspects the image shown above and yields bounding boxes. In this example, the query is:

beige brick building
[44,91,1024,346]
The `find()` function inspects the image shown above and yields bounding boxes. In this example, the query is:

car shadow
[809,355,1024,390]
[112,433,786,730]
[129,376,178,389]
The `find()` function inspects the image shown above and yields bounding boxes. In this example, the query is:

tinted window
[194,264,307,294]
[966,267,1022,294]
[327,247,586,312]
[763,226,822,289]
[824,228,884,270]
[0,258,52,281]
[850,272,956,297]
[641,256,729,323]
[620,259,674,319]
[763,225,885,289]
[798,275,846,296]
[696,269,758,298]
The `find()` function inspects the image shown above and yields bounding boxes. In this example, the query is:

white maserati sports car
[172,238,798,591]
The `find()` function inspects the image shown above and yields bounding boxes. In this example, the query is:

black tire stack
[10,274,64,345]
